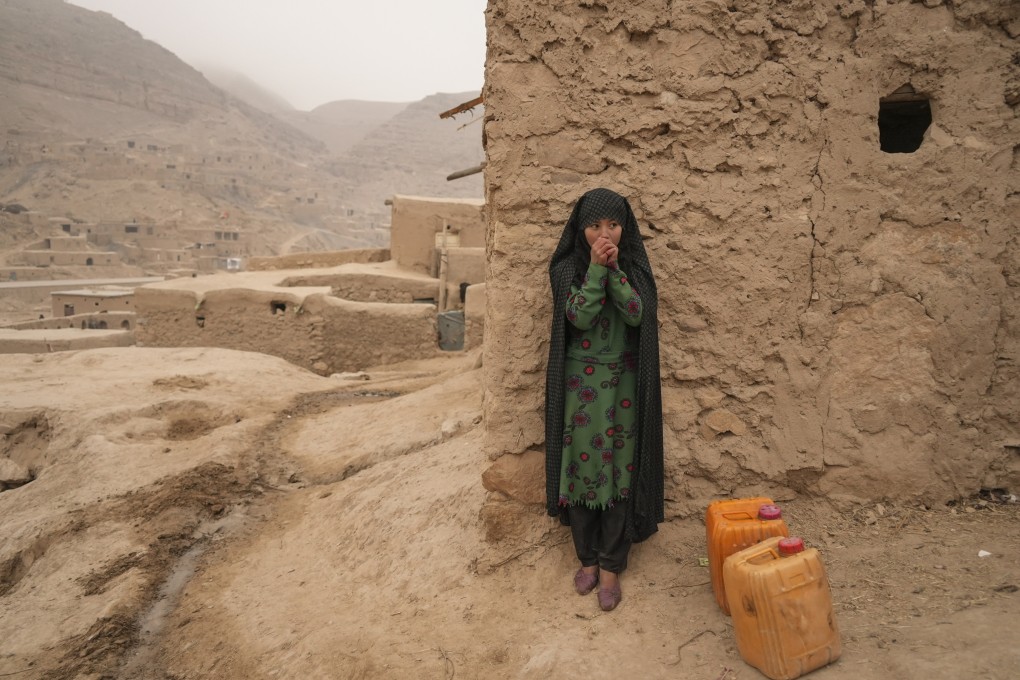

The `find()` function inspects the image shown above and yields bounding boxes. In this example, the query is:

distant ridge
[279,100,411,156]
[329,92,485,216]
[199,67,296,115]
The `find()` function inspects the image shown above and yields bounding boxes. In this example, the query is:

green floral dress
[558,260,644,510]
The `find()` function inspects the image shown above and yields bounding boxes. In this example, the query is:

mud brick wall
[480,0,1019,526]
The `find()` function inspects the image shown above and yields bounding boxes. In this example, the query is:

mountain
[328,92,485,218]
[198,67,296,115]
[0,0,483,265]
[279,100,411,156]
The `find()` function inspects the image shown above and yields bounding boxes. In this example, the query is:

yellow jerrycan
[724,536,841,680]
[706,497,789,614]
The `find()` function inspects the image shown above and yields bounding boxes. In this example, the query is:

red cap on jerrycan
[778,537,805,555]
[757,504,782,520]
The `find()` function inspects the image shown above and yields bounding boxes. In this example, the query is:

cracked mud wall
[481,0,1019,524]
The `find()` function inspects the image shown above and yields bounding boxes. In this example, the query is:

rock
[678,316,708,332]
[479,494,545,543]
[311,361,329,374]
[694,386,726,410]
[0,458,32,486]
[331,371,370,381]
[481,449,545,504]
[440,418,464,439]
[699,409,748,440]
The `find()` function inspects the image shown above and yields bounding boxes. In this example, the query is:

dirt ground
[1,347,1017,680]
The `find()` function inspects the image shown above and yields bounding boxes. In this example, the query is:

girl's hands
[590,237,619,266]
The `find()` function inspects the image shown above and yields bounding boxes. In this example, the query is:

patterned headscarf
[568,188,634,287]
[546,188,664,542]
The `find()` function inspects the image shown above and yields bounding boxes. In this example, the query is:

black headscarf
[545,188,664,542]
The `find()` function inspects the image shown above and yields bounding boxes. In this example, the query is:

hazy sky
[70,0,487,110]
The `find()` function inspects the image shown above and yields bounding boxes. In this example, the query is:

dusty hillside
[0,0,483,264]
[279,100,412,155]
[0,346,1016,679]
[328,92,485,218]
[0,0,349,254]
[199,67,297,116]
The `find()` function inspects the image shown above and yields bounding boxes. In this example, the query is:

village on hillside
[1,1,1018,679]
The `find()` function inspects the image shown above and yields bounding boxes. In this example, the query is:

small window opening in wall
[879,84,931,153]
[271,301,287,315]
[85,257,93,266]
[196,315,205,328]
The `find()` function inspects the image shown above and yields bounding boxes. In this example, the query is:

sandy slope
[0,347,1017,679]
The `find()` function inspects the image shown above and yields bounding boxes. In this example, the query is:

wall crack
[807,141,828,308]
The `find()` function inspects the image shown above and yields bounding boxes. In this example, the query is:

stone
[331,372,370,381]
[694,386,726,410]
[700,409,748,440]
[479,495,543,543]
[678,316,708,332]
[440,418,464,439]
[481,448,545,505]
[0,458,32,486]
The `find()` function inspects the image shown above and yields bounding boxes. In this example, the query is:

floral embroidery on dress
[559,260,641,510]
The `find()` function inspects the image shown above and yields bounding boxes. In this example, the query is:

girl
[545,187,663,612]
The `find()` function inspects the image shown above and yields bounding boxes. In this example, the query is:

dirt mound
[151,376,210,391]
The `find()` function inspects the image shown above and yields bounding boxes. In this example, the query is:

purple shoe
[597,585,622,611]
[573,567,599,595]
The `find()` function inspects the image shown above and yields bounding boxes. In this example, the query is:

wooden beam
[446,162,486,181]
[439,95,484,119]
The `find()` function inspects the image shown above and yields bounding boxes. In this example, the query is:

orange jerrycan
[724,536,841,680]
[706,497,789,614]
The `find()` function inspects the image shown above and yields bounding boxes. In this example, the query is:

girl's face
[584,218,622,247]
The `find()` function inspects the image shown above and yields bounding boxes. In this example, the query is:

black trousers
[568,503,632,574]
